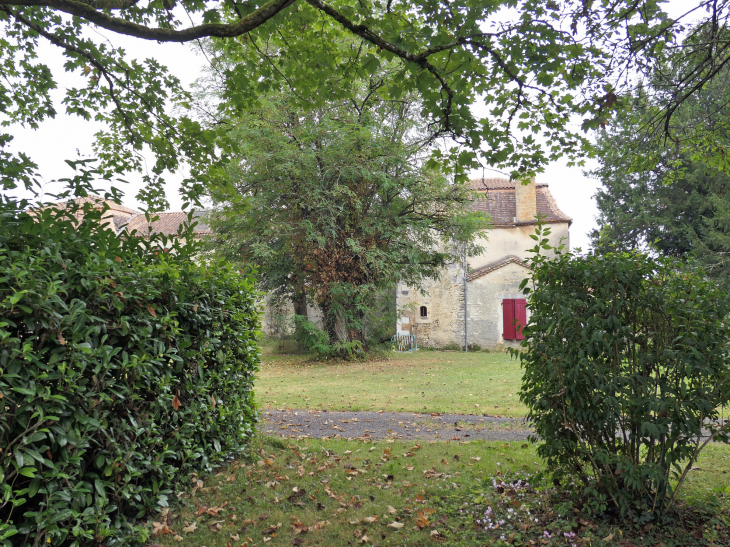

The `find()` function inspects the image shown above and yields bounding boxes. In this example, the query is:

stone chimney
[514,177,537,223]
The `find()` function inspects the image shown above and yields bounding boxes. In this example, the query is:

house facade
[396,178,571,350]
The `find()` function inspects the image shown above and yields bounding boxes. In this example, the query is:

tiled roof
[125,211,211,236]
[468,177,547,191]
[466,255,531,282]
[41,196,211,237]
[469,178,572,226]
[61,196,140,216]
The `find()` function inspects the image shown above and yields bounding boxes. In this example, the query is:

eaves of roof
[466,255,531,282]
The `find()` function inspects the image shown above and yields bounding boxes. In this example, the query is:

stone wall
[395,221,566,349]
[260,294,323,338]
[466,262,531,350]
[470,223,569,270]
[396,260,465,347]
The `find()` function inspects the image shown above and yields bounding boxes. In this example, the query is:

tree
[589,59,730,286]
[1,0,721,205]
[207,89,487,351]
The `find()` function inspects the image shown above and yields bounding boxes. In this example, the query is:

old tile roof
[468,178,572,226]
[125,211,212,237]
[466,255,531,282]
[44,196,211,237]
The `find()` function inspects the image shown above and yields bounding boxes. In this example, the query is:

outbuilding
[396,177,571,350]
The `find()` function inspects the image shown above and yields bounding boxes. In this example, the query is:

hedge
[0,198,260,546]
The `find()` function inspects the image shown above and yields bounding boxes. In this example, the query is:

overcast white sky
[5,0,701,251]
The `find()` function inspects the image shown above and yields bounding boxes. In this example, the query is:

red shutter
[515,299,527,340]
[502,299,516,340]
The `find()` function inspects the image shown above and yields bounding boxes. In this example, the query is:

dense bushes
[0,199,259,546]
[518,225,730,518]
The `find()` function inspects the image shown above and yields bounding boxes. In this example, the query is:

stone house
[396,178,571,350]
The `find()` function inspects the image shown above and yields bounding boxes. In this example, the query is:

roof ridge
[467,255,530,282]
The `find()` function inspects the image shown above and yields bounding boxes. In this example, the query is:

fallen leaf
[603,533,614,542]
[363,516,378,523]
[173,535,183,542]
[57,332,66,345]
[151,522,173,536]
[147,305,157,317]
[387,522,404,529]
[291,521,308,535]
[387,505,397,514]
[172,394,181,411]
[182,522,197,534]
[360,535,370,544]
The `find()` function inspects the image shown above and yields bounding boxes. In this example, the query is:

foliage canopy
[590,60,730,286]
[2,0,723,204]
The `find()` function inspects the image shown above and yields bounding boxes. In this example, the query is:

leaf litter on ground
[146,435,730,547]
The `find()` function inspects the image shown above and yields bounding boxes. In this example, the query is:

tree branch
[0,0,297,42]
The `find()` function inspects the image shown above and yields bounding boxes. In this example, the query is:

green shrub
[517,224,730,518]
[293,315,362,359]
[0,198,259,546]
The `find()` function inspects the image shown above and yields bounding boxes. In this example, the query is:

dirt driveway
[261,409,533,442]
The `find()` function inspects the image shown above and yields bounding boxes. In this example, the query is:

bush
[0,198,259,546]
[517,225,730,518]
[293,315,362,359]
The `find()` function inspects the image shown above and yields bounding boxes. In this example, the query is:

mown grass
[149,343,730,546]
[255,341,527,417]
[148,435,730,547]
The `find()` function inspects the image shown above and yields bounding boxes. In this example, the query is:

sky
[5,0,699,252]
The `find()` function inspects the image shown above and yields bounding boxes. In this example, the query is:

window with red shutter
[502,299,516,339]
[503,299,527,340]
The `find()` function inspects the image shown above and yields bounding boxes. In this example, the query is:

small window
[420,306,428,318]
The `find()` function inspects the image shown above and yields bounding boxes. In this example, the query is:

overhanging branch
[0,0,297,41]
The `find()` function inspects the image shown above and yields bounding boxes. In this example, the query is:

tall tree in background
[590,51,730,285]
[208,87,487,350]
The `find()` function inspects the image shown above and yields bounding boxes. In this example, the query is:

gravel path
[261,409,534,442]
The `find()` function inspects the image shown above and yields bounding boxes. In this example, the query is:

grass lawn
[148,435,730,547]
[148,343,730,546]
[255,342,527,417]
